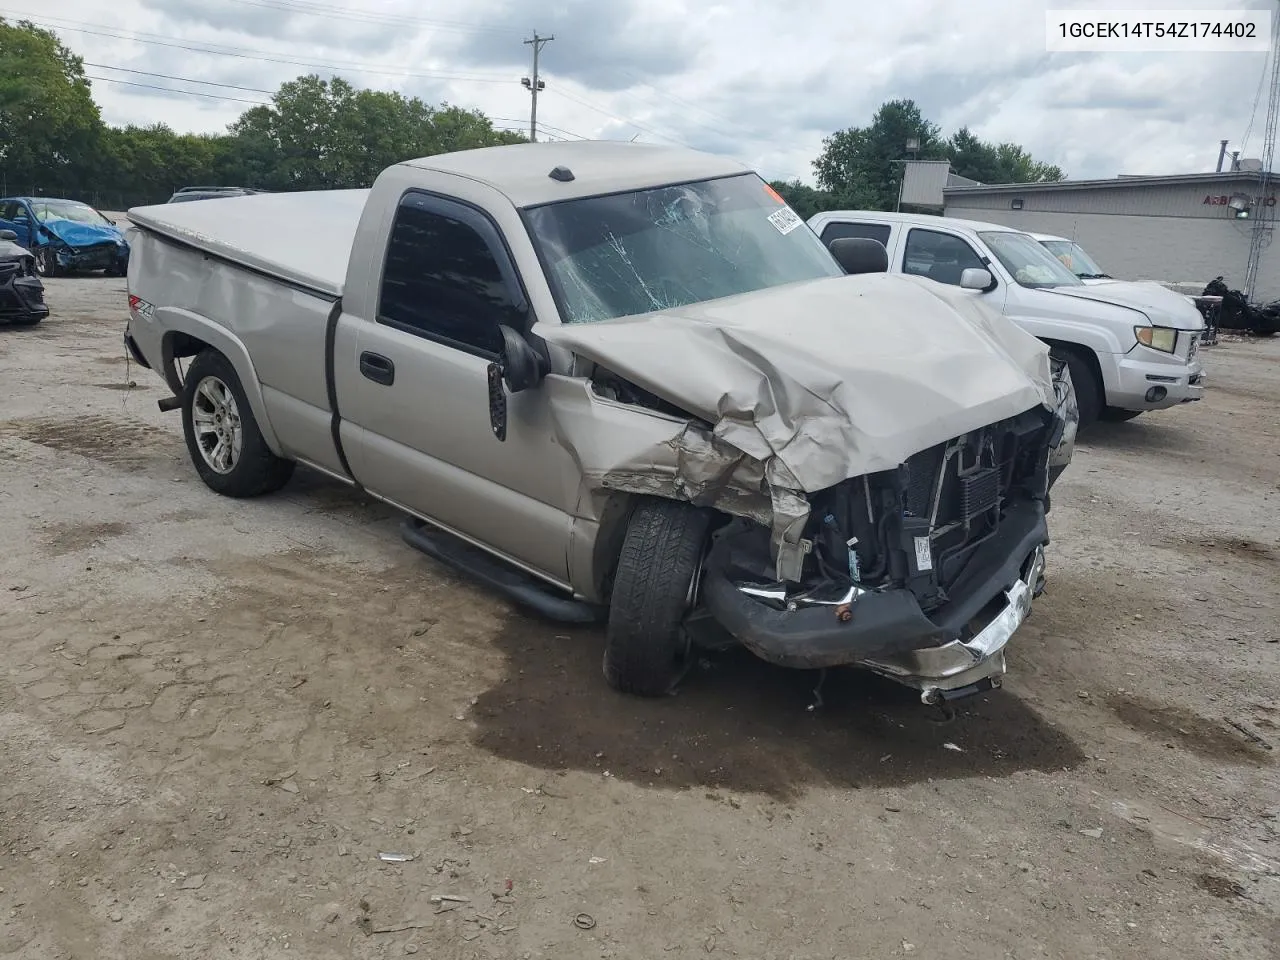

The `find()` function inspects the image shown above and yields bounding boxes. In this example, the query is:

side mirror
[486,324,549,442]
[0,230,16,242]
[828,237,888,275]
[960,267,994,291]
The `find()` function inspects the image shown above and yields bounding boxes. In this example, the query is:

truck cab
[807,211,1206,427]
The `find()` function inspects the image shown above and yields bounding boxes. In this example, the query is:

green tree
[813,99,946,210]
[812,101,1066,209]
[946,127,1063,184]
[226,75,526,191]
[768,179,837,219]
[0,18,103,192]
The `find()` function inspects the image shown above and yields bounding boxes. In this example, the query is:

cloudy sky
[5,0,1273,183]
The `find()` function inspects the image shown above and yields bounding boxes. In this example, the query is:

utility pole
[1244,5,1280,299]
[522,32,553,142]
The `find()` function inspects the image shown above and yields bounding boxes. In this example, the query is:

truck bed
[127,189,371,298]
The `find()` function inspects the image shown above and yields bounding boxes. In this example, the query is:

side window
[377,199,522,356]
[819,221,891,248]
[904,228,984,286]
[3,202,26,222]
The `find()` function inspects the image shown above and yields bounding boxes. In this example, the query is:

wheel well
[591,493,732,602]
[160,331,212,394]
[1042,339,1103,393]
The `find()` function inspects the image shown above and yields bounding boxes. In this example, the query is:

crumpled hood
[535,273,1055,496]
[42,217,126,248]
[1047,279,1205,330]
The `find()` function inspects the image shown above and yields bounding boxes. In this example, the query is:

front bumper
[55,242,128,273]
[702,499,1049,699]
[0,271,50,323]
[1108,350,1205,410]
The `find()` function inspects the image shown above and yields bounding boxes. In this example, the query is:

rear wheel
[182,349,295,497]
[603,498,712,697]
[1049,344,1102,429]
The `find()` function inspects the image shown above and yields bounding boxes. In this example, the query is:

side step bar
[399,518,606,625]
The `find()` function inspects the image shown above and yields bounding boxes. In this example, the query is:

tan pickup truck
[122,141,1076,707]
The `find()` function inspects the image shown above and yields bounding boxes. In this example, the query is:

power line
[542,80,696,149]
[217,0,521,36]
[80,64,591,138]
[1239,53,1271,155]
[84,75,555,139]
[84,74,270,105]
[488,117,587,140]
[613,66,752,143]
[84,63,276,95]
[6,13,518,84]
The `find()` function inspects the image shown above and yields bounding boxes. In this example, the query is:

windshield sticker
[763,182,786,205]
[767,206,802,235]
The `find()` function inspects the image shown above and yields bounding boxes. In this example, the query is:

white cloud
[5,0,1271,183]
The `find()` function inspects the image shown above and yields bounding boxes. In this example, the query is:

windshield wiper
[1078,273,1111,280]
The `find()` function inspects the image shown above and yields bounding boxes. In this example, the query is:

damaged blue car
[0,197,130,277]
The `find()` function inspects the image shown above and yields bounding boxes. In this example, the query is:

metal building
[941,170,1275,301]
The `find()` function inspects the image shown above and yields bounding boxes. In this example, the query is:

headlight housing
[1135,325,1178,353]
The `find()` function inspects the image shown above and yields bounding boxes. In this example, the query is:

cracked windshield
[525,173,844,323]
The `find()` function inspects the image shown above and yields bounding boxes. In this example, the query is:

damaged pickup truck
[123,142,1076,704]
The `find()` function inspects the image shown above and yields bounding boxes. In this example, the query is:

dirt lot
[1,276,1278,960]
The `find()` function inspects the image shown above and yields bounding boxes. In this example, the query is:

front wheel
[181,349,295,497]
[603,498,712,697]
[34,248,59,277]
[1049,344,1102,429]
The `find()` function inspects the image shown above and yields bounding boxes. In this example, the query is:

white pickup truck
[123,142,1076,706]
[808,211,1206,427]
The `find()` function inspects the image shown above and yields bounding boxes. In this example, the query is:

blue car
[0,197,130,277]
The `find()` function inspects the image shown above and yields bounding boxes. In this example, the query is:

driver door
[903,226,1008,311]
[337,191,581,585]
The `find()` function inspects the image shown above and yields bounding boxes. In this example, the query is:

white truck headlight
[1135,325,1178,354]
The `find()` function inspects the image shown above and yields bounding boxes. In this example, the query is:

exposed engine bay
[708,405,1053,612]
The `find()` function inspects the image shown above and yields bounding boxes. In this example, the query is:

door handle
[359,351,395,386]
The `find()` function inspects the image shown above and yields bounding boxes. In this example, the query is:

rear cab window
[818,221,892,249]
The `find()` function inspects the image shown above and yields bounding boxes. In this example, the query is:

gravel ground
[1,276,1278,960]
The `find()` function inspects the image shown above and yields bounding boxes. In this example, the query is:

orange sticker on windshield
[763,182,785,205]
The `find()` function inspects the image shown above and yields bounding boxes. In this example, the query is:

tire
[1100,407,1143,423]
[34,248,59,278]
[182,349,294,497]
[603,498,712,697]
[1049,344,1102,429]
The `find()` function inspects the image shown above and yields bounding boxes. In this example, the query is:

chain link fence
[0,186,174,211]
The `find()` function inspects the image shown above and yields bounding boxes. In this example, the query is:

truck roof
[125,143,754,297]
[401,140,752,207]
[810,210,1027,235]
